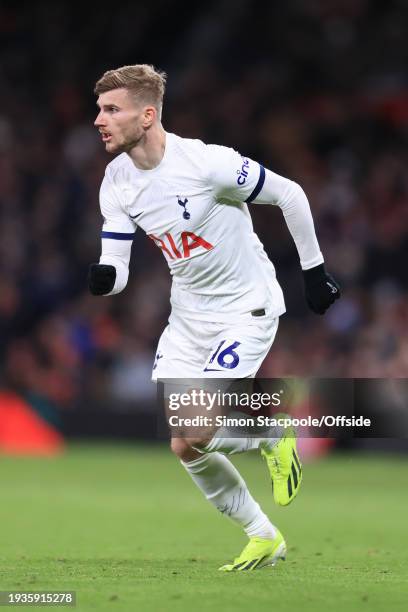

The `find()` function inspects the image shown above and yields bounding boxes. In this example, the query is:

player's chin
[105,140,126,154]
[104,141,117,152]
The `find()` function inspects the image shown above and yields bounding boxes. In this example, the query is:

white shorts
[152,311,279,380]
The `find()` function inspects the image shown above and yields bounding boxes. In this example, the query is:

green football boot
[261,414,303,506]
[219,531,287,571]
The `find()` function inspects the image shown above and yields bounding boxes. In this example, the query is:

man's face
[94,88,146,154]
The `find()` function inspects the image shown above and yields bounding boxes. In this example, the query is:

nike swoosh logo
[129,211,143,219]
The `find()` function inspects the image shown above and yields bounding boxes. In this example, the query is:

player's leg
[173,437,286,570]
[172,437,278,538]
[199,421,302,507]
[153,314,288,570]
[195,315,303,507]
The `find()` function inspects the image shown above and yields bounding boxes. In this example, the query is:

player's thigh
[152,317,209,380]
[202,316,279,378]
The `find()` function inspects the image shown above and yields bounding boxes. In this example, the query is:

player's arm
[207,145,340,314]
[89,171,136,296]
[248,168,340,314]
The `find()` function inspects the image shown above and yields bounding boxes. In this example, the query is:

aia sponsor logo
[148,231,214,260]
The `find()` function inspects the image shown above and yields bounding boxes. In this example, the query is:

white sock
[196,409,286,455]
[181,452,277,540]
[200,426,280,455]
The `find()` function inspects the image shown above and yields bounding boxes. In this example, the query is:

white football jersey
[99,132,286,322]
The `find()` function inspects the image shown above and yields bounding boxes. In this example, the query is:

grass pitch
[0,443,407,611]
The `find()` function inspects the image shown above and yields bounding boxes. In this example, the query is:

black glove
[302,263,340,314]
[88,263,116,295]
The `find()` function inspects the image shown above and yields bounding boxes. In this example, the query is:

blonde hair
[94,64,167,114]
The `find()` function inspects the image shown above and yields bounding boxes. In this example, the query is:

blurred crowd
[0,0,407,411]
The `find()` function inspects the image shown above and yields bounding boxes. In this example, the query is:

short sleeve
[99,169,136,239]
[206,144,265,203]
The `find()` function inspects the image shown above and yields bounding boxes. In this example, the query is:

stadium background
[1,0,407,447]
[0,2,407,610]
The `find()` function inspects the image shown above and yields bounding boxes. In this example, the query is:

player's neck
[128,123,166,170]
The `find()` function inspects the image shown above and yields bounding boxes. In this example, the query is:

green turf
[0,444,407,611]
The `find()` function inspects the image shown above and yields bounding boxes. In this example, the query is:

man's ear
[142,106,156,128]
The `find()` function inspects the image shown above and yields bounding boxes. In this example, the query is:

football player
[90,64,340,571]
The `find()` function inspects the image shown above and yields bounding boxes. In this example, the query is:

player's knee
[170,438,203,462]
